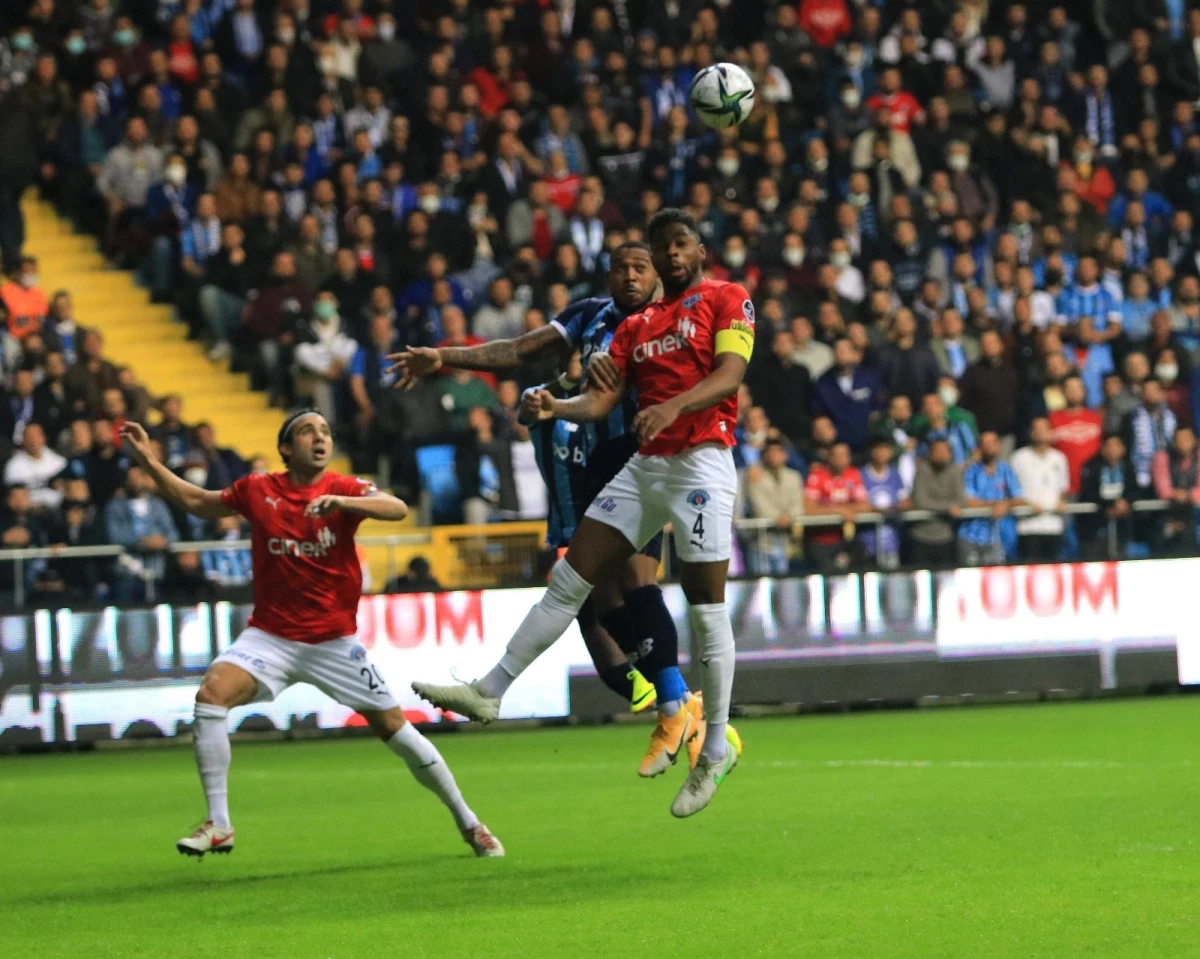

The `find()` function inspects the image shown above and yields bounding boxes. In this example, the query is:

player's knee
[195,679,225,707]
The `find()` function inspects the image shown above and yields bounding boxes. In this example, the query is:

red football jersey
[220,471,377,642]
[1049,408,1103,494]
[804,465,867,545]
[607,279,755,456]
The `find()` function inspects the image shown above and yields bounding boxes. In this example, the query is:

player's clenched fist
[119,422,155,466]
[304,494,343,517]
[632,401,681,445]
[585,352,622,392]
[521,388,557,422]
[385,347,442,390]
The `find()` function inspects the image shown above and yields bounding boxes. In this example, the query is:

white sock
[476,559,593,699]
[387,723,479,833]
[193,702,232,828]
[687,603,735,762]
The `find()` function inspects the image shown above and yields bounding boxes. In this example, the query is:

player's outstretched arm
[523,379,625,425]
[387,325,567,388]
[305,491,409,521]
[119,423,235,519]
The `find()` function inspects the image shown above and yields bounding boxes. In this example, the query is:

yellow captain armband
[715,325,754,362]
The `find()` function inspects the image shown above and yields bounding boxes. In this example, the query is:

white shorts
[583,445,737,563]
[214,627,399,712]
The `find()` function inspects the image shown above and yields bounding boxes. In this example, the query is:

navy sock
[599,605,642,661]
[597,664,635,702]
[622,585,688,702]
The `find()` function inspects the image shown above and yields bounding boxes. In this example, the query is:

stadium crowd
[0,0,1200,597]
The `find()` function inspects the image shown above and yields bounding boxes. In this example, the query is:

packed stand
[1,0,1199,579]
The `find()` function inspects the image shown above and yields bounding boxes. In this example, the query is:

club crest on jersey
[349,645,367,663]
[687,489,710,509]
[682,293,702,309]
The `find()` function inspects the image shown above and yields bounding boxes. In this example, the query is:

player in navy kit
[390,244,706,775]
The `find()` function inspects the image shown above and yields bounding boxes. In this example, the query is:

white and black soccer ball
[689,62,756,129]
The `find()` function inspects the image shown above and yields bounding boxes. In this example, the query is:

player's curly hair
[646,207,701,243]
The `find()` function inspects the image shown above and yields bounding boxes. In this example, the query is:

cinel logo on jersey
[631,316,696,363]
[268,526,337,558]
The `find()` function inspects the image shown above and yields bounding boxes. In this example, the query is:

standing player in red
[119,412,503,858]
[413,209,752,817]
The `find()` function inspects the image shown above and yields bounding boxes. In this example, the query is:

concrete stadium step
[21,193,285,467]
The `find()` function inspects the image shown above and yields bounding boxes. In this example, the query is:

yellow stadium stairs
[16,192,364,476]
[16,192,433,581]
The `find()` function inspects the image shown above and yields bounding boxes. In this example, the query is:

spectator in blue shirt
[959,431,1024,566]
[812,338,886,453]
[1108,168,1174,236]
[105,465,180,603]
[1057,257,1123,407]
[1121,271,1159,342]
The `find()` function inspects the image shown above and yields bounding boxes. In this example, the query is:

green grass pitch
[3,697,1200,958]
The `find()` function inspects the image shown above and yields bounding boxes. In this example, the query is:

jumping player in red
[119,412,503,858]
[413,209,751,817]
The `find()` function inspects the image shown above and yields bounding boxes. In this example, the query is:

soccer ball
[689,63,756,129]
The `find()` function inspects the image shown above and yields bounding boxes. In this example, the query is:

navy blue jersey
[525,388,590,547]
[551,297,642,457]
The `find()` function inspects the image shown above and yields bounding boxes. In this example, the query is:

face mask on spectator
[716,157,739,177]
[845,50,864,69]
[725,248,746,268]
[66,36,86,55]
[841,89,860,109]
[1075,149,1093,166]
[782,247,805,267]
[319,54,337,74]
[947,154,969,173]
[185,467,207,486]
[278,28,296,44]
[419,194,441,215]
[939,385,959,407]
[1157,363,1179,382]
[113,28,135,47]
[165,164,187,187]
[468,203,488,226]
[21,272,38,289]
[12,33,33,52]
[831,251,851,268]
[378,22,396,41]
[848,192,869,209]
[314,300,337,321]
[759,196,779,213]
[810,156,829,172]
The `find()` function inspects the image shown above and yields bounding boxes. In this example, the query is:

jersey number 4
[692,514,705,539]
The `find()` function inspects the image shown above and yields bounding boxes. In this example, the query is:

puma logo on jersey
[264,495,282,510]
[268,526,337,558]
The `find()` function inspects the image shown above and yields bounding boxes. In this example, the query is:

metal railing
[0,499,1182,610]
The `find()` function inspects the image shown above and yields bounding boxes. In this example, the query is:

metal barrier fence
[0,499,1182,610]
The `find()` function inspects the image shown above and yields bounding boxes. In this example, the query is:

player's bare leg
[412,518,636,720]
[361,707,503,857]
[671,559,740,818]
[177,662,257,857]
